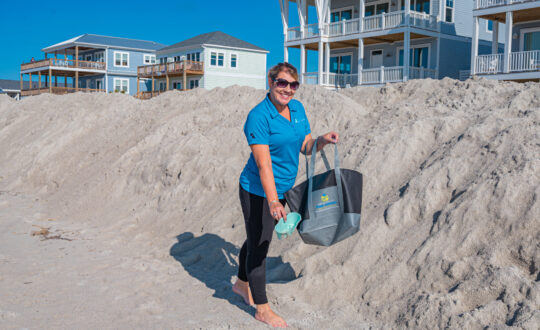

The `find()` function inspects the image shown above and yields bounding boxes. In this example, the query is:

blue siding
[438,38,492,79]
[511,22,540,52]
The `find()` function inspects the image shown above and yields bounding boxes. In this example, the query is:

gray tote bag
[285,140,363,246]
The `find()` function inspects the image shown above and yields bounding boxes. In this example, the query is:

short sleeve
[304,115,311,135]
[244,111,269,145]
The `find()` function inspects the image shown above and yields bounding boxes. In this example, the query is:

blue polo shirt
[240,94,311,198]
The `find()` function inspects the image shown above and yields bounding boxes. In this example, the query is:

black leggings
[237,184,286,305]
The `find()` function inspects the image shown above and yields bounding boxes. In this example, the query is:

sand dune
[0,78,538,329]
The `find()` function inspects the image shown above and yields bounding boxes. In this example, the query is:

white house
[136,31,268,98]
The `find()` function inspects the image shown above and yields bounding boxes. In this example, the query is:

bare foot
[232,279,254,306]
[255,304,287,328]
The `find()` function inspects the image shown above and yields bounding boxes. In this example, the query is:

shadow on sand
[169,232,298,314]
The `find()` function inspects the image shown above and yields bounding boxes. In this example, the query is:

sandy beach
[0,78,538,329]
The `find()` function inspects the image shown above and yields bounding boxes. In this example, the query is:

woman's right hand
[269,200,287,222]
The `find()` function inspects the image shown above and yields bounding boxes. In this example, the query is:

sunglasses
[272,78,300,91]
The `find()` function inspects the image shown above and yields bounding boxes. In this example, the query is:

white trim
[229,52,239,69]
[21,67,105,74]
[484,19,493,33]
[113,51,129,68]
[202,44,269,54]
[396,43,432,68]
[204,71,266,79]
[43,41,162,54]
[520,27,540,51]
[113,78,129,94]
[364,1,390,16]
[95,51,104,63]
[445,0,455,23]
[331,5,354,19]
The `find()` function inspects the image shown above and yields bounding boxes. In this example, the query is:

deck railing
[137,60,204,77]
[21,59,105,71]
[475,54,504,74]
[21,86,105,96]
[289,10,437,41]
[510,50,540,72]
[476,0,536,10]
[304,66,436,87]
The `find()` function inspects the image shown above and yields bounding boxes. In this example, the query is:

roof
[42,34,166,53]
[0,79,37,91]
[158,31,268,54]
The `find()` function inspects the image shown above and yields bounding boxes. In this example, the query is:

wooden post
[75,46,79,91]
[64,50,67,61]
[38,71,42,89]
[151,76,155,93]
[29,73,32,90]
[20,73,23,92]
[137,77,140,97]
[45,53,48,59]
[48,68,52,93]
[183,62,187,91]
[55,75,57,87]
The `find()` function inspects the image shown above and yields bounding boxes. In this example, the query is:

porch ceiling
[46,46,100,56]
[24,68,99,77]
[294,33,430,51]
[479,7,540,23]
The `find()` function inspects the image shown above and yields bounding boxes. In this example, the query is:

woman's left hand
[319,132,339,146]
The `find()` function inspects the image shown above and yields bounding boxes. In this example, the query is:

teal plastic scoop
[274,212,302,239]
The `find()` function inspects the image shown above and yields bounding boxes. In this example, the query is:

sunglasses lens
[275,79,289,88]
[290,82,300,90]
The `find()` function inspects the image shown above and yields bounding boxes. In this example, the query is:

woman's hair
[268,62,299,82]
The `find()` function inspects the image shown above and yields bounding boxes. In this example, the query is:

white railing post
[380,66,385,83]
[382,13,385,29]
[359,0,365,32]
[471,16,479,75]
[342,19,346,35]
[504,11,513,73]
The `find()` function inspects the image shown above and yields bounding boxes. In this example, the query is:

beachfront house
[278,0,498,87]
[0,79,37,100]
[136,31,268,99]
[471,0,540,81]
[20,34,166,97]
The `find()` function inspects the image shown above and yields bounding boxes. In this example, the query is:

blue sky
[0,0,318,81]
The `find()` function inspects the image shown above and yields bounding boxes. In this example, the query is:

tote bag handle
[306,139,344,220]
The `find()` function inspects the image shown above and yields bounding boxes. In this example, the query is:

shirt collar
[265,93,297,119]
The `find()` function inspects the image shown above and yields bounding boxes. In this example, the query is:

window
[85,54,92,61]
[331,7,353,21]
[114,52,129,67]
[399,46,430,68]
[522,28,540,51]
[330,55,352,74]
[211,52,217,66]
[218,53,224,66]
[187,52,201,62]
[174,56,182,62]
[365,3,388,17]
[172,81,182,90]
[211,52,224,66]
[445,0,454,23]
[401,0,430,14]
[230,54,238,68]
[189,79,199,89]
[487,20,493,32]
[159,82,166,91]
[95,52,104,62]
[144,54,156,64]
[114,78,129,93]
[159,57,167,64]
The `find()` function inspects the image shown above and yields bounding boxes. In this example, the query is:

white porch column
[105,48,109,92]
[359,0,365,32]
[279,0,289,61]
[504,11,513,73]
[300,44,306,83]
[404,31,410,81]
[471,16,479,75]
[318,40,324,85]
[297,0,307,38]
[492,21,499,54]
[358,38,364,84]
[325,42,331,85]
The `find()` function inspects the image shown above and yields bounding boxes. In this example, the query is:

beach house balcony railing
[21,86,105,97]
[287,10,437,41]
[475,51,540,74]
[475,0,537,10]
[21,58,106,71]
[303,66,437,87]
[137,60,204,78]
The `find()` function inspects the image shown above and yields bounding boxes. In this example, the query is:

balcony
[21,58,106,72]
[303,66,437,87]
[286,10,438,42]
[137,60,204,78]
[475,51,540,75]
[475,0,538,10]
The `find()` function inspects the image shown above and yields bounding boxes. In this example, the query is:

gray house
[278,0,497,87]
[136,31,268,99]
[471,0,540,81]
[0,79,38,100]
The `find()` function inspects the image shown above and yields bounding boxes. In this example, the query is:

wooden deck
[21,86,105,97]
[21,59,106,72]
[137,60,204,78]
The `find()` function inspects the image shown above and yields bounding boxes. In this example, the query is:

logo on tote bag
[321,194,329,202]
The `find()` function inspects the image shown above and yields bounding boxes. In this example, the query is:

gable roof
[42,34,166,53]
[158,31,268,54]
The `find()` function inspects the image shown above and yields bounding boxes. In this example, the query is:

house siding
[511,21,540,52]
[439,38,492,79]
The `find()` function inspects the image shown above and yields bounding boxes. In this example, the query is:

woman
[232,62,339,328]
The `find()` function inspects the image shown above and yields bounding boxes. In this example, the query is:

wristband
[268,199,279,206]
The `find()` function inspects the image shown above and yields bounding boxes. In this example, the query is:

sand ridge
[0,78,538,329]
